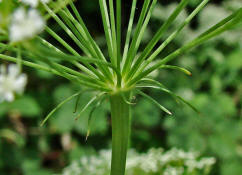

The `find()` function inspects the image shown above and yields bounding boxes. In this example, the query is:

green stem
[110,93,131,175]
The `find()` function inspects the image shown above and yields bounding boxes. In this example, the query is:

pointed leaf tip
[85,130,90,142]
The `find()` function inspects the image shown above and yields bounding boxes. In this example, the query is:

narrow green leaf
[44,5,113,84]
[37,36,95,77]
[128,8,242,86]
[122,0,137,64]
[136,90,172,115]
[43,3,92,57]
[124,0,157,79]
[34,43,121,82]
[122,0,151,75]
[68,1,110,64]
[58,10,97,57]
[33,43,112,83]
[128,0,209,80]
[44,0,73,20]
[75,92,106,120]
[44,27,97,77]
[40,92,81,126]
[126,0,189,78]
[146,0,210,63]
[160,65,192,76]
[137,78,200,114]
[136,83,199,113]
[86,96,106,141]
[116,0,122,72]
[63,6,113,82]
[0,52,111,91]
[73,94,81,114]
[109,0,118,64]
[99,0,115,65]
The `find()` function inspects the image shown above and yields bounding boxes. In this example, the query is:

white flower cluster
[21,0,50,8]
[62,148,216,175]
[0,64,27,102]
[10,7,45,42]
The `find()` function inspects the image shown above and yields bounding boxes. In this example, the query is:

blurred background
[0,0,241,174]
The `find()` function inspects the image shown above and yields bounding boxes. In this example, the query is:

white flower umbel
[62,148,216,175]
[9,7,45,42]
[0,64,27,102]
[21,0,50,7]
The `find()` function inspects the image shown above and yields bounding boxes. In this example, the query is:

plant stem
[110,93,131,175]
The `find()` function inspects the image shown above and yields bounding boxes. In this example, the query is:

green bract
[0,0,241,175]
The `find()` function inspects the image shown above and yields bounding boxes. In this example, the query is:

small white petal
[8,64,20,78]
[14,74,27,93]
[21,0,39,7]
[4,92,14,102]
[12,7,26,22]
[40,0,50,3]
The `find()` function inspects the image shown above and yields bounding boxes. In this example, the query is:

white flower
[10,7,45,42]
[21,0,50,7]
[0,64,27,102]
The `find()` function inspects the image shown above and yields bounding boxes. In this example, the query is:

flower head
[0,64,27,102]
[9,7,45,42]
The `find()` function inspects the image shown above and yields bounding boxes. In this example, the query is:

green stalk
[110,93,131,175]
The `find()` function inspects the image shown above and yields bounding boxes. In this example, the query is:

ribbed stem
[110,93,131,175]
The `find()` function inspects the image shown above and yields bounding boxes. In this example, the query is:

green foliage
[0,96,41,117]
